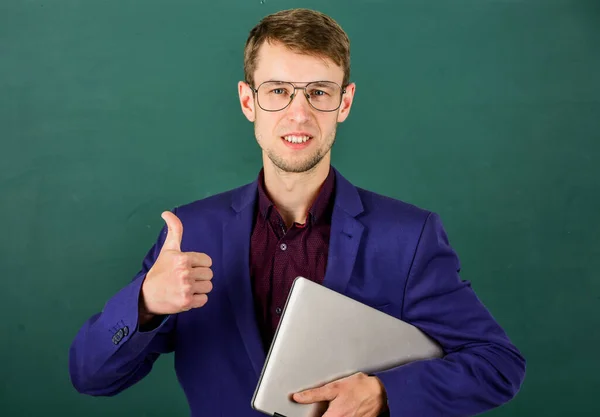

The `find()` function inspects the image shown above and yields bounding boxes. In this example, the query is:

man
[69,8,526,417]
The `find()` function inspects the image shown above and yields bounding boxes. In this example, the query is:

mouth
[280,133,314,150]
[281,134,312,144]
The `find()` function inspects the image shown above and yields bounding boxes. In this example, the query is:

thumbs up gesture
[139,211,214,319]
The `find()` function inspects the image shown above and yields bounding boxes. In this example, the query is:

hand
[139,211,214,320]
[293,372,388,417]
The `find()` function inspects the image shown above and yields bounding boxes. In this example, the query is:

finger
[161,211,183,252]
[192,280,213,295]
[187,252,212,268]
[190,293,208,309]
[189,267,213,281]
[293,384,338,404]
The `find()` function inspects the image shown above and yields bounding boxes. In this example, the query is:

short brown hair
[244,8,351,88]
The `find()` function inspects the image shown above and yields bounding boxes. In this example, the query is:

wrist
[138,279,155,324]
[138,306,154,325]
[370,375,389,412]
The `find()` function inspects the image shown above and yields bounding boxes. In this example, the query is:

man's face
[239,41,355,173]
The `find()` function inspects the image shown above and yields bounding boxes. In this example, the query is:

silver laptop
[251,276,444,417]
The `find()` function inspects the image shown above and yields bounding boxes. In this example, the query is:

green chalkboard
[1,0,599,416]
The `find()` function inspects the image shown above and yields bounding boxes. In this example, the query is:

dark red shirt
[249,167,336,352]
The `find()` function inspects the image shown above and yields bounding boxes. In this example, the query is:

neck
[262,156,331,227]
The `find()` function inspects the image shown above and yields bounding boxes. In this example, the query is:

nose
[286,90,312,123]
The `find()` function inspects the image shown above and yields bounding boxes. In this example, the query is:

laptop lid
[251,276,444,417]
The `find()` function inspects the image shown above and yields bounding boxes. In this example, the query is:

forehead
[253,40,343,85]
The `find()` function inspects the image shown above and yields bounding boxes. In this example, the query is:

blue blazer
[69,167,526,417]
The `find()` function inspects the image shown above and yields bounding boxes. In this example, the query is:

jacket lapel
[222,181,266,379]
[322,169,365,294]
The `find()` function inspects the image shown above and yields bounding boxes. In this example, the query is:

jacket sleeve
[68,220,175,396]
[373,212,526,416]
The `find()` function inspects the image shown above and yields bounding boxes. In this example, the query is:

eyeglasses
[247,80,347,112]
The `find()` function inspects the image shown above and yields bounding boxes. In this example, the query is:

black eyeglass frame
[246,80,348,112]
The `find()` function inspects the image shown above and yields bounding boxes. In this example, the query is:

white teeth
[283,135,310,143]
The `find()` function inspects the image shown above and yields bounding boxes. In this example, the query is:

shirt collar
[257,165,336,224]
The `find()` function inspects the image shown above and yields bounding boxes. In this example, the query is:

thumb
[161,211,183,251]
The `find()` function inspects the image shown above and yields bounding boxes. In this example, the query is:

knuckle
[181,293,193,309]
[179,268,190,279]
[181,282,193,295]
[178,271,191,286]
[175,253,188,267]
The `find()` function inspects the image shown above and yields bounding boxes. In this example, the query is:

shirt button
[275,307,282,315]
[280,243,287,251]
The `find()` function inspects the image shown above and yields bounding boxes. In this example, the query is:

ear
[238,81,256,122]
[336,82,356,123]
